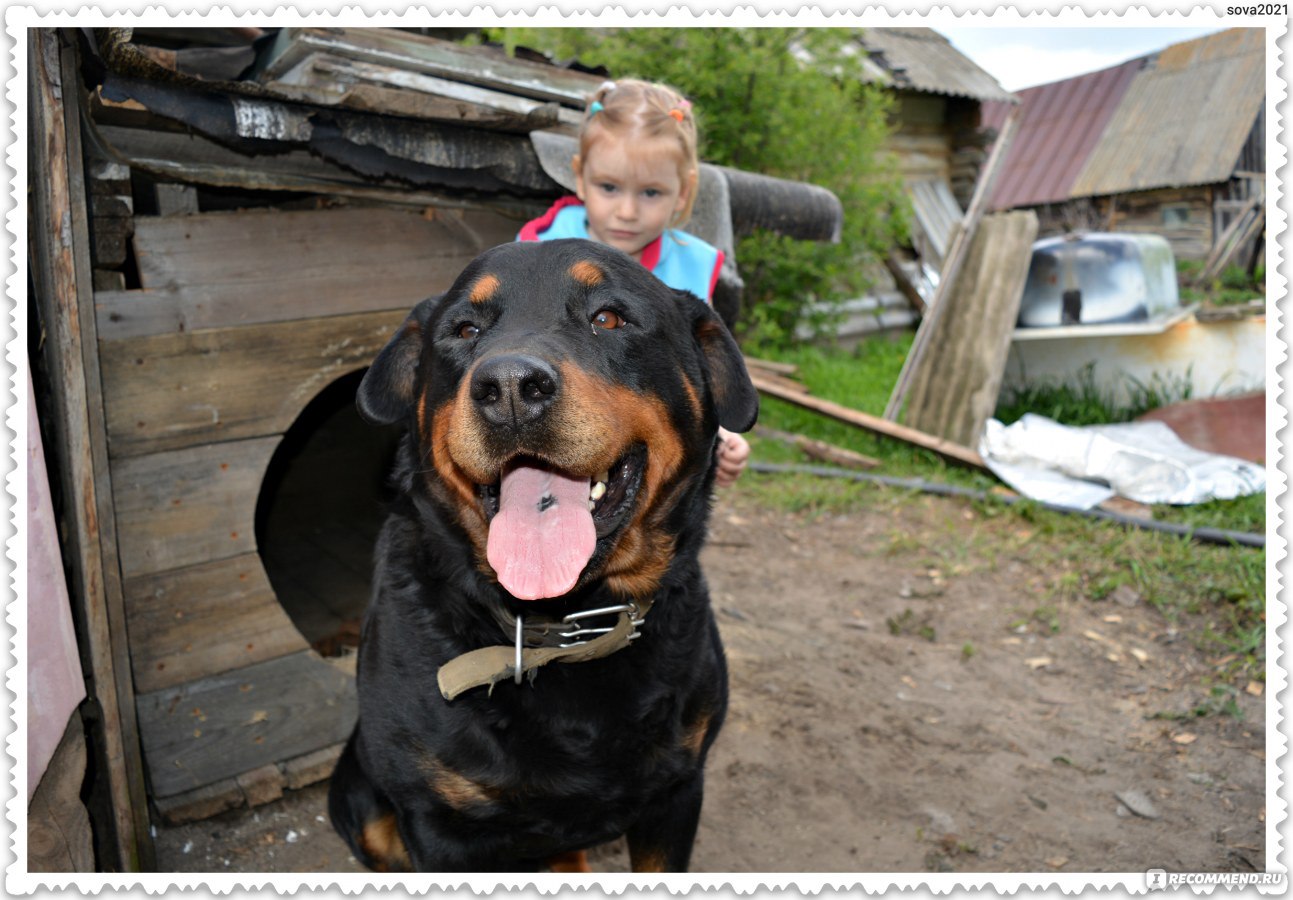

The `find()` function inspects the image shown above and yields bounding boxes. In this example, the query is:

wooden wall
[1033,185,1217,262]
[885,91,954,186]
[95,201,519,813]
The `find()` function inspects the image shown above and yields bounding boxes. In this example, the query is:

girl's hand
[714,427,750,488]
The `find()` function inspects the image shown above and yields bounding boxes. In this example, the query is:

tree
[486,27,909,348]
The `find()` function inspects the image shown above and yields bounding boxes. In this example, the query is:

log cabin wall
[1028,185,1216,262]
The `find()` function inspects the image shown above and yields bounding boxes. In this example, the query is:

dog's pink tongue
[487,465,596,600]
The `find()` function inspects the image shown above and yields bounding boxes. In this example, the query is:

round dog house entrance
[255,369,402,657]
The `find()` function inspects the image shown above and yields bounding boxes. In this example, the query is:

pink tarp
[27,365,86,800]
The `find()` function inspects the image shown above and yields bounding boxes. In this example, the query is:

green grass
[995,363,1195,427]
[1177,259,1263,308]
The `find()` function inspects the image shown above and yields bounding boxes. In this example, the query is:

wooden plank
[123,553,311,693]
[750,374,986,470]
[28,28,152,871]
[95,206,513,341]
[152,777,244,825]
[266,53,568,132]
[884,108,1021,421]
[153,742,345,824]
[112,437,279,578]
[742,356,798,376]
[259,27,604,107]
[136,651,357,798]
[901,211,1040,447]
[130,205,511,295]
[754,426,881,471]
[99,308,406,456]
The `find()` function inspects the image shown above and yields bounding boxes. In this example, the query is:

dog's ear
[689,295,759,433]
[357,296,440,425]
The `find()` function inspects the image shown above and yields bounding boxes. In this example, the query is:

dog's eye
[457,322,480,340]
[592,309,625,330]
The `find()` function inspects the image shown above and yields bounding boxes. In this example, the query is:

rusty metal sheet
[984,58,1143,210]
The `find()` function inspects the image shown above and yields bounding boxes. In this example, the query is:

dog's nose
[471,354,559,428]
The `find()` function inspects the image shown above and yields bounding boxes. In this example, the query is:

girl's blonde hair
[579,79,700,226]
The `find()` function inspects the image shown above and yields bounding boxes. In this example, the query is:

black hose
[747,462,1265,549]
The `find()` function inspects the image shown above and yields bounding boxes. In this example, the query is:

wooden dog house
[30,26,842,851]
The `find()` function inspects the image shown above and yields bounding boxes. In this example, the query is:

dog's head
[358,239,757,602]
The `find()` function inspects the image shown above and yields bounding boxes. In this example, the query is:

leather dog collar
[437,599,652,700]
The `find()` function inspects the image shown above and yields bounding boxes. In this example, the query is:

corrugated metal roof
[1071,28,1265,196]
[857,28,1016,103]
[984,59,1143,210]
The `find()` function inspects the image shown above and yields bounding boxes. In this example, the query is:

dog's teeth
[590,481,607,502]
[588,500,596,512]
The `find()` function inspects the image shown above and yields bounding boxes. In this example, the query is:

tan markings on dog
[469,273,501,304]
[682,710,712,757]
[558,365,687,598]
[359,813,411,872]
[416,392,428,437]
[568,260,605,287]
[419,756,496,811]
[629,846,668,873]
[429,399,490,557]
[547,849,593,873]
[679,370,702,423]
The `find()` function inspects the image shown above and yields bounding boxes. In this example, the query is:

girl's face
[574,132,693,260]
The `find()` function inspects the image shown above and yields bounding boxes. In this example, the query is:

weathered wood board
[123,553,310,694]
[136,651,356,798]
[902,211,1040,448]
[99,308,405,457]
[111,436,279,578]
[258,27,603,107]
[266,53,577,131]
[97,205,515,341]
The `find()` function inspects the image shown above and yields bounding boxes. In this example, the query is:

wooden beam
[900,211,1040,447]
[750,374,986,470]
[28,28,152,870]
[754,426,881,470]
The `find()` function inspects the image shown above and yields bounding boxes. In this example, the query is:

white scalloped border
[2,3,1285,896]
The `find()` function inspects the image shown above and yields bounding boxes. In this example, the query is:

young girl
[519,78,751,487]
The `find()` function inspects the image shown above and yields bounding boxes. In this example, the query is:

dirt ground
[153,488,1268,875]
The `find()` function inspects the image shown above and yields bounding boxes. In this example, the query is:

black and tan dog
[328,239,757,873]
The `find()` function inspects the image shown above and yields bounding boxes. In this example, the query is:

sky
[936,26,1230,92]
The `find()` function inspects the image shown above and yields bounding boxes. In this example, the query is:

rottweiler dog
[328,239,758,873]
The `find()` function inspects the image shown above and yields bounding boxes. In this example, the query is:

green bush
[484,28,909,348]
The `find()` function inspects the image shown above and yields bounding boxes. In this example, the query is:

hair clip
[589,100,604,117]
[677,99,693,111]
[669,108,685,122]
[598,80,617,94]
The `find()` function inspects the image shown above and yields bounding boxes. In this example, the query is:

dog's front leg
[625,775,705,873]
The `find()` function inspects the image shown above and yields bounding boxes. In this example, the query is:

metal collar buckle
[513,603,644,685]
